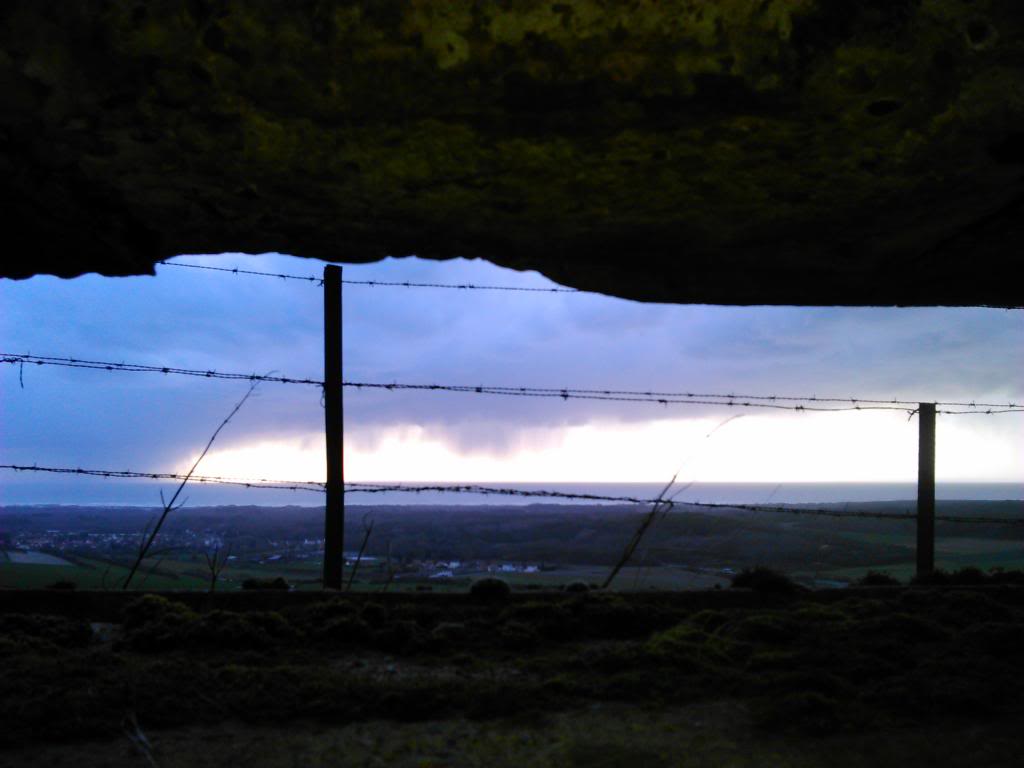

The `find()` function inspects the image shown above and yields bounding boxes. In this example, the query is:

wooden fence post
[323,265,344,589]
[916,402,936,578]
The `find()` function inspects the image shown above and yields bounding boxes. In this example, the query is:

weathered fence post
[323,265,344,589]
[916,402,936,578]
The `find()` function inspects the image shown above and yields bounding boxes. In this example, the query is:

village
[0,525,554,586]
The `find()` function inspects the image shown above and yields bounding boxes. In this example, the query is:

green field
[802,531,1024,583]
[0,557,209,591]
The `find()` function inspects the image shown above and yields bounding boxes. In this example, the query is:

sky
[1,253,1022,504]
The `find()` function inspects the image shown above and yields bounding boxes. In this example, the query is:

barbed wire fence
[3,354,1020,415]
[3,463,1022,526]
[3,259,1023,590]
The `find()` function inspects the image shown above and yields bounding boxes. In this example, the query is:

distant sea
[2,479,1021,507]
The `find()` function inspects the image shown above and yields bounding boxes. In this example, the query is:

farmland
[2,501,1022,592]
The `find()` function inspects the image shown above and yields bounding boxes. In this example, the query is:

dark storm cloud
[2,253,1022,475]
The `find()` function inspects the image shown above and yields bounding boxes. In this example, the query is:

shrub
[988,568,1024,585]
[498,620,540,651]
[469,577,511,602]
[121,594,194,630]
[563,581,590,593]
[45,580,77,590]
[317,616,372,645]
[753,691,843,735]
[857,571,901,586]
[793,603,850,624]
[360,602,388,626]
[431,621,467,645]
[950,567,987,585]
[502,601,577,642]
[373,619,426,654]
[572,642,644,673]
[936,590,1012,626]
[750,668,853,700]
[191,610,283,651]
[241,576,290,590]
[121,595,198,651]
[646,623,741,667]
[646,623,707,656]
[581,598,674,639]
[722,613,800,644]
[286,599,355,629]
[911,569,951,586]
[0,613,92,649]
[731,567,803,594]
[855,613,951,653]
[689,609,730,633]
[564,740,667,768]
[958,623,1024,661]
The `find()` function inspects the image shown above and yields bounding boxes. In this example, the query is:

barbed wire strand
[158,260,579,293]
[4,354,1020,414]
[3,464,1022,525]
[0,464,326,493]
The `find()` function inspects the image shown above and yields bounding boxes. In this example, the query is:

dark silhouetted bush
[911,569,951,586]
[121,594,194,630]
[988,568,1024,585]
[753,691,843,735]
[360,602,388,626]
[45,580,77,590]
[502,601,577,642]
[498,620,540,650]
[724,613,800,644]
[950,567,987,585]
[645,623,743,668]
[731,567,803,594]
[319,616,371,645]
[857,613,951,648]
[0,613,92,649]
[793,602,850,624]
[564,740,668,768]
[469,576,511,602]
[190,610,292,650]
[374,619,425,654]
[910,567,1024,586]
[241,576,290,590]
[120,595,198,651]
[857,571,901,586]
[958,622,1024,661]
[937,590,1012,626]
[563,581,590,593]
[431,621,467,645]
[689,609,730,633]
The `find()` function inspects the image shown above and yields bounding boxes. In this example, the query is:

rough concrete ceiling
[1,0,1022,305]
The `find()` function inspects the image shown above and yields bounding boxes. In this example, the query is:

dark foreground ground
[3,585,1024,767]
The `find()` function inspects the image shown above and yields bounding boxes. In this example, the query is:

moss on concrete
[1,0,1022,304]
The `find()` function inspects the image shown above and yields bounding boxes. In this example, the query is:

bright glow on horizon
[181,411,1023,484]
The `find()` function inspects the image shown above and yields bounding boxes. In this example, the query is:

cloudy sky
[1,253,1022,504]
